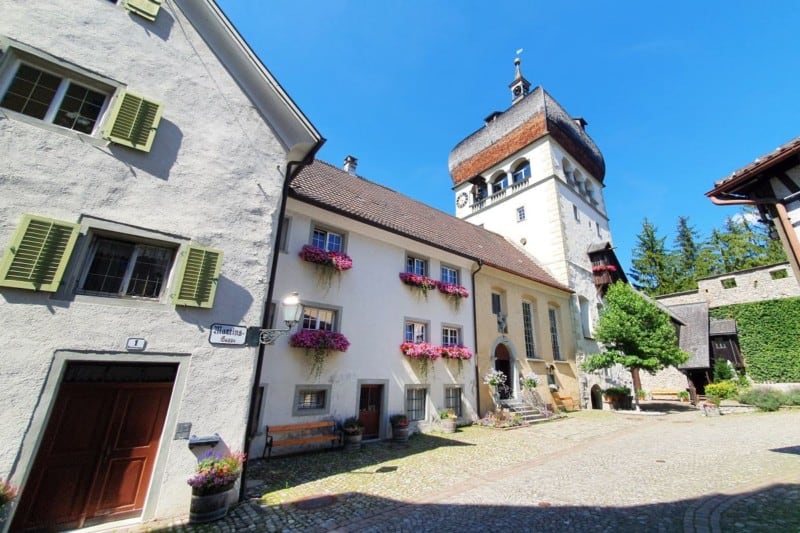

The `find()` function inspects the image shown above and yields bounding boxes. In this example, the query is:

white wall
[254,199,478,454]
[0,1,291,521]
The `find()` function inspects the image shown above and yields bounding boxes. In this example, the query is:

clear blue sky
[217,0,800,272]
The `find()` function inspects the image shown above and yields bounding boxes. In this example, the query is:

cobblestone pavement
[138,407,800,532]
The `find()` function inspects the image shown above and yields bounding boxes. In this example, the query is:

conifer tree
[629,219,673,296]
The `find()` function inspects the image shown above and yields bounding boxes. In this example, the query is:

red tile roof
[291,160,571,293]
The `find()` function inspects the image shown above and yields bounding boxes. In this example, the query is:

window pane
[522,302,536,358]
[1,64,61,119]
[54,83,106,134]
[549,308,561,360]
[491,293,501,314]
[406,388,426,421]
[125,245,173,298]
[326,232,342,252]
[303,307,335,331]
[298,390,325,410]
[442,327,459,345]
[405,322,425,342]
[82,239,134,294]
[407,256,426,276]
[441,266,458,285]
[311,229,326,249]
[445,387,462,416]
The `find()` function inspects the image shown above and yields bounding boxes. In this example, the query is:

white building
[255,157,574,455]
[447,59,627,406]
[0,1,320,529]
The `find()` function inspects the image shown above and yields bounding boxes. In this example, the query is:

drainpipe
[240,140,324,502]
[471,259,483,417]
[708,193,800,280]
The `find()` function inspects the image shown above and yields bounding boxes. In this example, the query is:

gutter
[240,139,325,502]
[708,193,800,280]
[471,259,484,416]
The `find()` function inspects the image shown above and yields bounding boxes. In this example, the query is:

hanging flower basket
[400,341,441,379]
[399,272,437,298]
[290,329,350,380]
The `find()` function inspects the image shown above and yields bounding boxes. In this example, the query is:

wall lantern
[252,292,304,345]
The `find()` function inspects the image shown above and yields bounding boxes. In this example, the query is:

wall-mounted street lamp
[252,292,304,345]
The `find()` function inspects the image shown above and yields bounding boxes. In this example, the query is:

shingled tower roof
[291,160,571,293]
[448,84,605,187]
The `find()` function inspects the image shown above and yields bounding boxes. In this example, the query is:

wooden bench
[263,420,341,459]
[552,392,578,412]
[650,388,680,401]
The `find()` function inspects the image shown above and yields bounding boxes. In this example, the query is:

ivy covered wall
[710,297,800,382]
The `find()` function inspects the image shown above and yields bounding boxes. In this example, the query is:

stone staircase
[498,398,548,424]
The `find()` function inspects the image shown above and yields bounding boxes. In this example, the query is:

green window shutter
[124,0,163,22]
[174,245,223,308]
[0,215,79,292]
[103,91,163,153]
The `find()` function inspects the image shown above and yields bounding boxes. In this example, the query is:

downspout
[471,259,484,417]
[708,194,800,280]
[240,140,324,502]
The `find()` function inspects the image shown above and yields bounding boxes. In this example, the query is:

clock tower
[448,57,626,408]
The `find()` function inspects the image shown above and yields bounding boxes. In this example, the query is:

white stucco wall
[0,1,298,523]
[254,199,478,455]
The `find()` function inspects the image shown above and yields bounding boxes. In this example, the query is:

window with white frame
[311,226,343,252]
[516,206,526,222]
[442,326,460,346]
[444,386,462,417]
[522,301,537,358]
[512,161,531,183]
[406,387,427,421]
[302,306,336,331]
[79,237,175,299]
[548,307,562,360]
[406,255,427,276]
[1,62,109,134]
[405,320,427,343]
[491,172,508,193]
[440,265,459,285]
[0,41,163,152]
[292,384,332,416]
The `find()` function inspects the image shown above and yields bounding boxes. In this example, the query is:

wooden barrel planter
[189,483,234,524]
[392,424,409,443]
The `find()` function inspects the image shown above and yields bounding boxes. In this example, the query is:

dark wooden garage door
[11,363,175,532]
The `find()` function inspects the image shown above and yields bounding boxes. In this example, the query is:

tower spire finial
[509,49,530,105]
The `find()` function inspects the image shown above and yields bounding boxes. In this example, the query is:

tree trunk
[631,367,642,411]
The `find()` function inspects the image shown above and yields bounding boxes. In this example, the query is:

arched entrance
[590,384,603,409]
[494,343,512,400]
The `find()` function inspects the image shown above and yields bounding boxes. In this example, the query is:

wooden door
[358,385,382,439]
[12,365,174,531]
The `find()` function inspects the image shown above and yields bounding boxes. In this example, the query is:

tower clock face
[456,192,469,208]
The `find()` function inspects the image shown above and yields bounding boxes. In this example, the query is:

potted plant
[603,386,632,410]
[390,413,410,443]
[0,480,17,526]
[678,390,690,402]
[483,369,507,404]
[439,408,457,433]
[341,416,363,451]
[187,450,246,524]
[636,388,648,401]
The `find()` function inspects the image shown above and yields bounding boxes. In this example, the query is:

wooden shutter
[174,245,222,308]
[103,91,163,152]
[124,0,163,22]
[0,215,79,292]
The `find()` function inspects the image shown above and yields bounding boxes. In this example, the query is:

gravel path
[136,407,800,532]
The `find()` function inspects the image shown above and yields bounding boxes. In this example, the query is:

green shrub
[713,359,734,382]
[784,389,800,406]
[604,386,630,396]
[737,389,783,411]
[705,381,738,405]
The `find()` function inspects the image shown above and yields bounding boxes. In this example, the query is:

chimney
[343,155,358,176]
[573,117,588,131]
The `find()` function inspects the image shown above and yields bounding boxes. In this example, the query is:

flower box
[399,272,437,296]
[436,281,469,299]
[439,344,473,360]
[290,330,350,380]
[299,245,353,271]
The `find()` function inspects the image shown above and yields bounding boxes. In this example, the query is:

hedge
[710,297,800,382]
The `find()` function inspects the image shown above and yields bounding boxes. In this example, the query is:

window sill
[2,109,110,147]
[55,292,170,310]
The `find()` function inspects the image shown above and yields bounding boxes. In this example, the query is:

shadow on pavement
[144,482,800,532]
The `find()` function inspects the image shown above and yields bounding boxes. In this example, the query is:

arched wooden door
[494,344,512,399]
[12,363,175,532]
